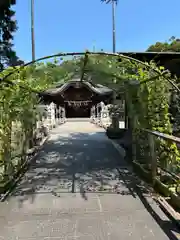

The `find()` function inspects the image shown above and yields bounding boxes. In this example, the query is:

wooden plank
[142,128,180,144]
[156,196,180,228]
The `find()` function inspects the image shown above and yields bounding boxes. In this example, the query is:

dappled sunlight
[9,123,139,209]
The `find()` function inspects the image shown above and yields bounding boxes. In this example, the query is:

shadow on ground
[11,132,144,201]
[8,131,180,240]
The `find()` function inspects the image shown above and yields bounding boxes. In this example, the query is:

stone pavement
[0,120,179,239]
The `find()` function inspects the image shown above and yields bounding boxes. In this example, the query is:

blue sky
[13,0,180,62]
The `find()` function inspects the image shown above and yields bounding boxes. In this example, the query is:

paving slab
[0,120,179,239]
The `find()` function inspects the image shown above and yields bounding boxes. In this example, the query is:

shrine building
[39,79,114,118]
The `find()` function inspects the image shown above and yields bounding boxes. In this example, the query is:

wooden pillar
[125,92,128,129]
[131,115,137,162]
[148,133,157,184]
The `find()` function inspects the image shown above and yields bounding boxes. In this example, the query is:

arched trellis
[0,50,179,132]
[0,51,180,93]
[0,51,180,195]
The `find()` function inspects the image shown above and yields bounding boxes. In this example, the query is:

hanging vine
[0,51,179,184]
[0,62,68,183]
[82,53,180,170]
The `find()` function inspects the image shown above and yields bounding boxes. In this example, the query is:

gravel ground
[0,120,179,239]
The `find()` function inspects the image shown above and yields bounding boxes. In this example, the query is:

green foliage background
[0,53,179,183]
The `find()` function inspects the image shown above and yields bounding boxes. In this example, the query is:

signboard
[64,100,92,107]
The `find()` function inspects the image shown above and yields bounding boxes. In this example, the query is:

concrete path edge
[109,139,126,159]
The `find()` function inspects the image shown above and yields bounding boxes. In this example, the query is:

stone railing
[36,102,66,138]
[90,101,125,129]
[90,102,111,129]
[0,102,66,186]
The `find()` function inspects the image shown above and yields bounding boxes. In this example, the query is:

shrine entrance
[65,100,91,118]
[40,79,114,119]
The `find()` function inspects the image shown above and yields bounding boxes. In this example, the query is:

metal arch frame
[0,51,180,93]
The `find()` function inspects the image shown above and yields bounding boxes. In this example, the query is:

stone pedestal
[111,114,119,129]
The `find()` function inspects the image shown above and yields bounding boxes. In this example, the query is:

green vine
[85,54,180,170]
[0,52,179,183]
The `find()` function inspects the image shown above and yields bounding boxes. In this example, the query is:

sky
[13,0,180,62]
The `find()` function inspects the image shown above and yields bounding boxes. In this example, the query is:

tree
[0,0,21,70]
[147,38,180,76]
[8,55,24,67]
[147,37,180,52]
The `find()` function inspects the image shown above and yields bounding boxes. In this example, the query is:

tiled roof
[41,78,113,96]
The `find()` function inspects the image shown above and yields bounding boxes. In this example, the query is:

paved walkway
[0,120,179,239]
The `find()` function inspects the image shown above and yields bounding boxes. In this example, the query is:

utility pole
[29,0,35,148]
[31,0,35,61]
[93,41,96,52]
[102,0,117,52]
[112,0,116,53]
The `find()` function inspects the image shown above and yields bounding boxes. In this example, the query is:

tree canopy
[0,0,23,71]
[147,37,180,52]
